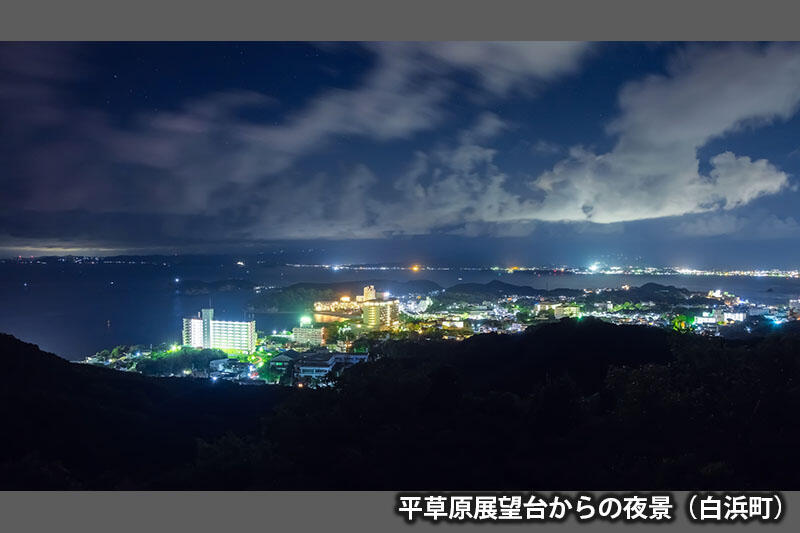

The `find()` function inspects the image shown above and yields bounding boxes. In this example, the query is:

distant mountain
[582,282,717,306]
[445,279,583,299]
[441,280,720,308]
[249,279,717,312]
[283,279,443,295]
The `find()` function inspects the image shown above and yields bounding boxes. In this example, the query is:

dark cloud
[0,42,591,248]
[1,42,799,263]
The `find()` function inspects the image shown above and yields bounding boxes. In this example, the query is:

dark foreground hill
[3,320,800,489]
[0,334,289,489]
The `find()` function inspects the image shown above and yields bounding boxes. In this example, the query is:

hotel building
[356,285,377,303]
[292,326,326,346]
[362,298,400,329]
[182,308,256,353]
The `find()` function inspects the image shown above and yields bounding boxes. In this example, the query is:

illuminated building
[316,286,381,312]
[297,352,369,379]
[182,308,256,353]
[268,354,295,373]
[362,298,399,329]
[723,311,746,322]
[292,325,325,346]
[694,312,716,325]
[336,339,353,352]
[554,304,581,319]
[357,285,377,303]
[695,309,746,324]
[270,354,295,367]
[313,295,361,313]
[534,301,562,314]
[364,285,377,301]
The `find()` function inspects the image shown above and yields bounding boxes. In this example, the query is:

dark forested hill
[0,334,288,489]
[181,319,800,490]
[3,320,800,489]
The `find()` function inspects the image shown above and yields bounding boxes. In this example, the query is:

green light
[300,316,312,326]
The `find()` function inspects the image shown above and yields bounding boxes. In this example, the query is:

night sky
[2,42,800,268]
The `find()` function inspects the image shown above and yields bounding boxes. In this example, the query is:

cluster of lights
[675,267,799,278]
[288,263,449,272]
[286,262,799,279]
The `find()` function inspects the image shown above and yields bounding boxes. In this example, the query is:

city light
[281,263,800,279]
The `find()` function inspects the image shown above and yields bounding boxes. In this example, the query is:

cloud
[677,213,746,237]
[357,114,540,237]
[2,42,799,251]
[531,139,562,155]
[525,43,800,224]
[678,212,800,238]
[315,43,800,239]
[0,42,591,246]
[121,42,589,183]
[372,43,800,237]
[420,41,592,95]
[458,111,510,144]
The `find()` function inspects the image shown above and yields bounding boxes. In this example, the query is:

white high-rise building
[182,308,256,353]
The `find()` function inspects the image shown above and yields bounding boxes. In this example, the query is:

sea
[1,260,799,361]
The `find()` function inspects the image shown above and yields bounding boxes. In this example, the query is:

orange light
[411,264,421,272]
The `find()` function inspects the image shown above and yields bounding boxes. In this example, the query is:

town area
[84,281,800,387]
